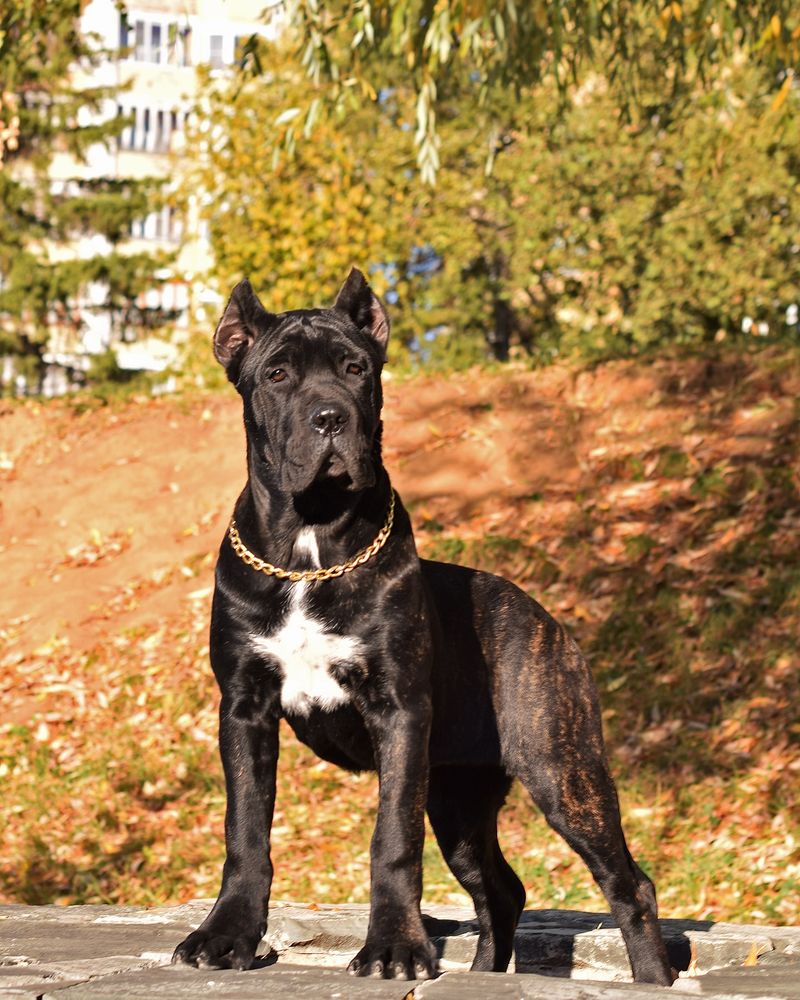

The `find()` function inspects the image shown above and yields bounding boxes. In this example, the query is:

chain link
[228,490,395,583]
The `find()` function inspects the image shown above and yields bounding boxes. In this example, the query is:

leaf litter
[0,350,798,922]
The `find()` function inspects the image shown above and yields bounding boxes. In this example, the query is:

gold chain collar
[228,490,395,583]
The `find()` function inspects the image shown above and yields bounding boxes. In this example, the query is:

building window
[209,34,224,68]
[127,105,137,149]
[118,105,186,153]
[167,23,192,66]
[119,12,129,51]
[180,27,192,66]
[128,18,180,64]
[129,208,183,243]
[167,207,183,242]
[150,23,162,63]
[155,109,165,151]
[134,20,146,60]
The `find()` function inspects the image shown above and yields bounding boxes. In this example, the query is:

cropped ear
[333,267,390,358]
[214,279,272,377]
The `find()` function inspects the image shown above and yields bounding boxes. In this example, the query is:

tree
[0,1,174,392]
[188,36,800,365]
[278,1,799,182]
[417,60,800,361]
[184,59,420,334]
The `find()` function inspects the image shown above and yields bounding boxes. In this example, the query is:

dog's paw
[171,928,257,971]
[347,940,437,980]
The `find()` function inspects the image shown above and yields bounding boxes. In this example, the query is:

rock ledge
[1,901,798,999]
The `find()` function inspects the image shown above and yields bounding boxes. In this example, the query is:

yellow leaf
[743,942,759,967]
[770,72,793,113]
[686,941,699,977]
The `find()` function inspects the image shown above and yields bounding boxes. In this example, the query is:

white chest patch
[248,529,364,716]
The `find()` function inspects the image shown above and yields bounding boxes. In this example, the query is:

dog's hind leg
[517,754,672,984]
[427,765,526,972]
[502,626,673,985]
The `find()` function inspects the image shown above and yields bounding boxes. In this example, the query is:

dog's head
[214,268,389,495]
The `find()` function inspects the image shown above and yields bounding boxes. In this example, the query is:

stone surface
[415,971,662,999]
[509,911,784,980]
[39,965,414,999]
[0,902,797,999]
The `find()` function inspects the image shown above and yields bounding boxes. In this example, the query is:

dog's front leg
[348,701,437,981]
[172,697,279,970]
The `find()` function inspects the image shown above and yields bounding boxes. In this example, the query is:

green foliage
[0,1,105,166]
[85,349,157,402]
[52,178,165,245]
[87,348,130,384]
[282,1,800,182]
[188,42,799,368]
[432,62,800,360]
[184,56,423,354]
[424,532,560,588]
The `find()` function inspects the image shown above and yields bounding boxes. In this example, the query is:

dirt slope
[0,357,794,662]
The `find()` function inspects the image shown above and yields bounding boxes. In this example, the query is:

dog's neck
[237,449,392,572]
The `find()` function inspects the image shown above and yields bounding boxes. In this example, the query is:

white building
[37,0,282,393]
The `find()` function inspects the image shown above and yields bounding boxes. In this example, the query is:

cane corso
[172,269,673,984]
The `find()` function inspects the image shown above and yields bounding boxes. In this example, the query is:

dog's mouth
[320,453,353,486]
[284,441,374,495]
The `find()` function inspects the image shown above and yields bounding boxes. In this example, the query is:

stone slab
[417,972,800,1000]
[0,903,797,999]
[39,964,414,999]
[428,908,795,981]
[415,970,663,999]
[677,957,800,1000]
[0,904,205,999]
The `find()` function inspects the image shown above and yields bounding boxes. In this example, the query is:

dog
[171,269,673,984]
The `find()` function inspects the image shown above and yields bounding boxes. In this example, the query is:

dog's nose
[309,403,349,436]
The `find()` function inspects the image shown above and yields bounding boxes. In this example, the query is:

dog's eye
[269,369,287,383]
[346,363,363,376]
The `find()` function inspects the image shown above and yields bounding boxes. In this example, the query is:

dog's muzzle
[283,404,375,494]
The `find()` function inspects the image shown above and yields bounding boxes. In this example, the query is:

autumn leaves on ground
[1,352,798,925]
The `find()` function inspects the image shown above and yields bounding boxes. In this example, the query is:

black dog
[172,269,673,984]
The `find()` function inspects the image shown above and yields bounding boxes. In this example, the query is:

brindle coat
[171,269,674,985]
